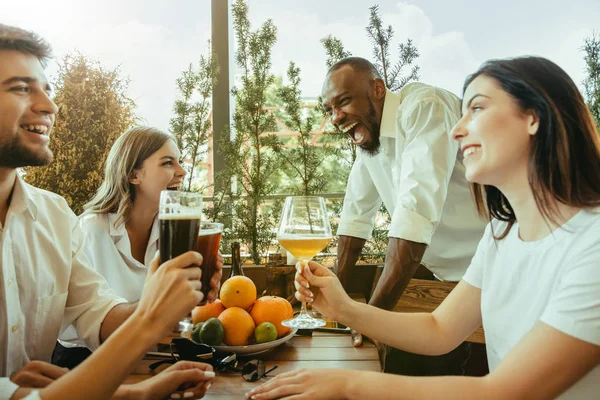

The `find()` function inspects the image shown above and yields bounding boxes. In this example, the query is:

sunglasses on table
[149,337,278,382]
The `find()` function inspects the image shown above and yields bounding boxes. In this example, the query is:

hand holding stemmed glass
[277,196,333,329]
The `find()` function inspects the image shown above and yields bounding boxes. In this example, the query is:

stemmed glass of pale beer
[159,190,203,331]
[277,196,332,329]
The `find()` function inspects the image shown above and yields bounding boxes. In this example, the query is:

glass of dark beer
[196,222,223,303]
[159,190,202,331]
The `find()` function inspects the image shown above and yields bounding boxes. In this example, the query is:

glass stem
[297,259,312,318]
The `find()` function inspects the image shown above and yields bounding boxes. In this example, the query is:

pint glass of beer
[159,190,203,263]
[196,222,223,302]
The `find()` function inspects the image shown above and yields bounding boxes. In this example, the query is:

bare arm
[342,322,600,400]
[369,238,426,311]
[341,280,482,355]
[335,235,366,289]
[99,302,137,343]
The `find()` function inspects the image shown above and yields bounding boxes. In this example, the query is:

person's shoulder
[23,181,74,214]
[79,212,111,235]
[565,207,600,249]
[399,82,461,107]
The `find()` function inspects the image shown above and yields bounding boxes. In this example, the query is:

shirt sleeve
[61,216,127,351]
[540,237,600,346]
[0,378,19,400]
[388,97,459,244]
[461,222,493,289]
[337,151,382,240]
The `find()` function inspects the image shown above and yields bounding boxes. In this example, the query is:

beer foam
[159,210,203,220]
[198,227,222,235]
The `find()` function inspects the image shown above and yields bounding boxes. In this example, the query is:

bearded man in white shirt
[0,25,222,400]
[322,57,486,375]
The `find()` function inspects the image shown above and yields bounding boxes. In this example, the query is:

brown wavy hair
[463,56,600,238]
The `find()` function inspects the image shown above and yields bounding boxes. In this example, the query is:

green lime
[191,322,204,343]
[198,318,225,346]
[254,322,278,344]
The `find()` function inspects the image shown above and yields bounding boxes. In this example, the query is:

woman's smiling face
[451,75,539,187]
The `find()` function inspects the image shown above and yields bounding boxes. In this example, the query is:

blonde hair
[84,126,174,228]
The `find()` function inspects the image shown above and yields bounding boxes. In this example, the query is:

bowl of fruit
[183,276,297,356]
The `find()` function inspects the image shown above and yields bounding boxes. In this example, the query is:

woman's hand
[137,251,204,338]
[245,368,352,400]
[206,251,224,303]
[294,261,353,322]
[125,361,215,400]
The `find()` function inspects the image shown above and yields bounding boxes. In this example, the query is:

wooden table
[126,330,381,399]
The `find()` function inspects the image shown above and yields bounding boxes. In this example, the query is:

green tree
[170,43,219,192]
[276,62,335,196]
[583,33,600,128]
[215,0,281,264]
[366,5,420,91]
[23,53,136,214]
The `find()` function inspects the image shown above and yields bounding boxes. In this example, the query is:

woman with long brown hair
[248,56,600,399]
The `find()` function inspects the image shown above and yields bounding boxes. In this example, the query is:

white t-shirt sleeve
[540,237,600,346]
[0,378,19,400]
[461,222,494,289]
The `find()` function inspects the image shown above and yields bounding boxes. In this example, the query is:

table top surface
[126,330,381,399]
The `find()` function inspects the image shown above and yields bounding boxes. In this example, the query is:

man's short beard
[360,100,381,157]
[0,137,53,168]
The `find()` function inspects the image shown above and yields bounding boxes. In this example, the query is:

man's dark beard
[0,134,53,168]
[360,100,381,157]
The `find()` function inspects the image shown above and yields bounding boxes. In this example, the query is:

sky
[2,0,598,132]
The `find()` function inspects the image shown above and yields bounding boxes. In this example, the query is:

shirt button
[11,325,19,333]
[7,279,12,286]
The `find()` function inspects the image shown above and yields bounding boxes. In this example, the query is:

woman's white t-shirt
[462,208,600,399]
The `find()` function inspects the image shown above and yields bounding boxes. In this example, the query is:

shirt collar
[108,213,126,237]
[379,89,402,139]
[12,174,38,221]
[108,212,160,247]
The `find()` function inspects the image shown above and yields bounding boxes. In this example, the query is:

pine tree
[23,53,136,214]
[275,62,335,196]
[366,5,420,91]
[170,43,219,192]
[583,33,600,129]
[216,0,281,264]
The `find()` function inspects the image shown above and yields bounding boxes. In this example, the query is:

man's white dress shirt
[0,176,127,398]
[338,83,486,281]
[59,213,158,348]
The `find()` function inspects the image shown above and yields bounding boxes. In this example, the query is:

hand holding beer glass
[277,196,332,329]
[159,190,203,330]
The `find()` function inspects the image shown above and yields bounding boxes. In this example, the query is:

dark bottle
[229,241,244,277]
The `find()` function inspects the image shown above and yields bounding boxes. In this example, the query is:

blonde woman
[55,126,223,367]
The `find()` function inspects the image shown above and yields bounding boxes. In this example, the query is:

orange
[218,307,256,346]
[192,299,226,325]
[250,296,293,338]
[219,276,257,310]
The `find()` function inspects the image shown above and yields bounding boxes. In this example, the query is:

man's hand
[10,361,68,388]
[205,252,224,303]
[123,361,215,400]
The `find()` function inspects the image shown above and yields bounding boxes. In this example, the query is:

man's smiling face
[321,65,385,156]
[0,50,58,168]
